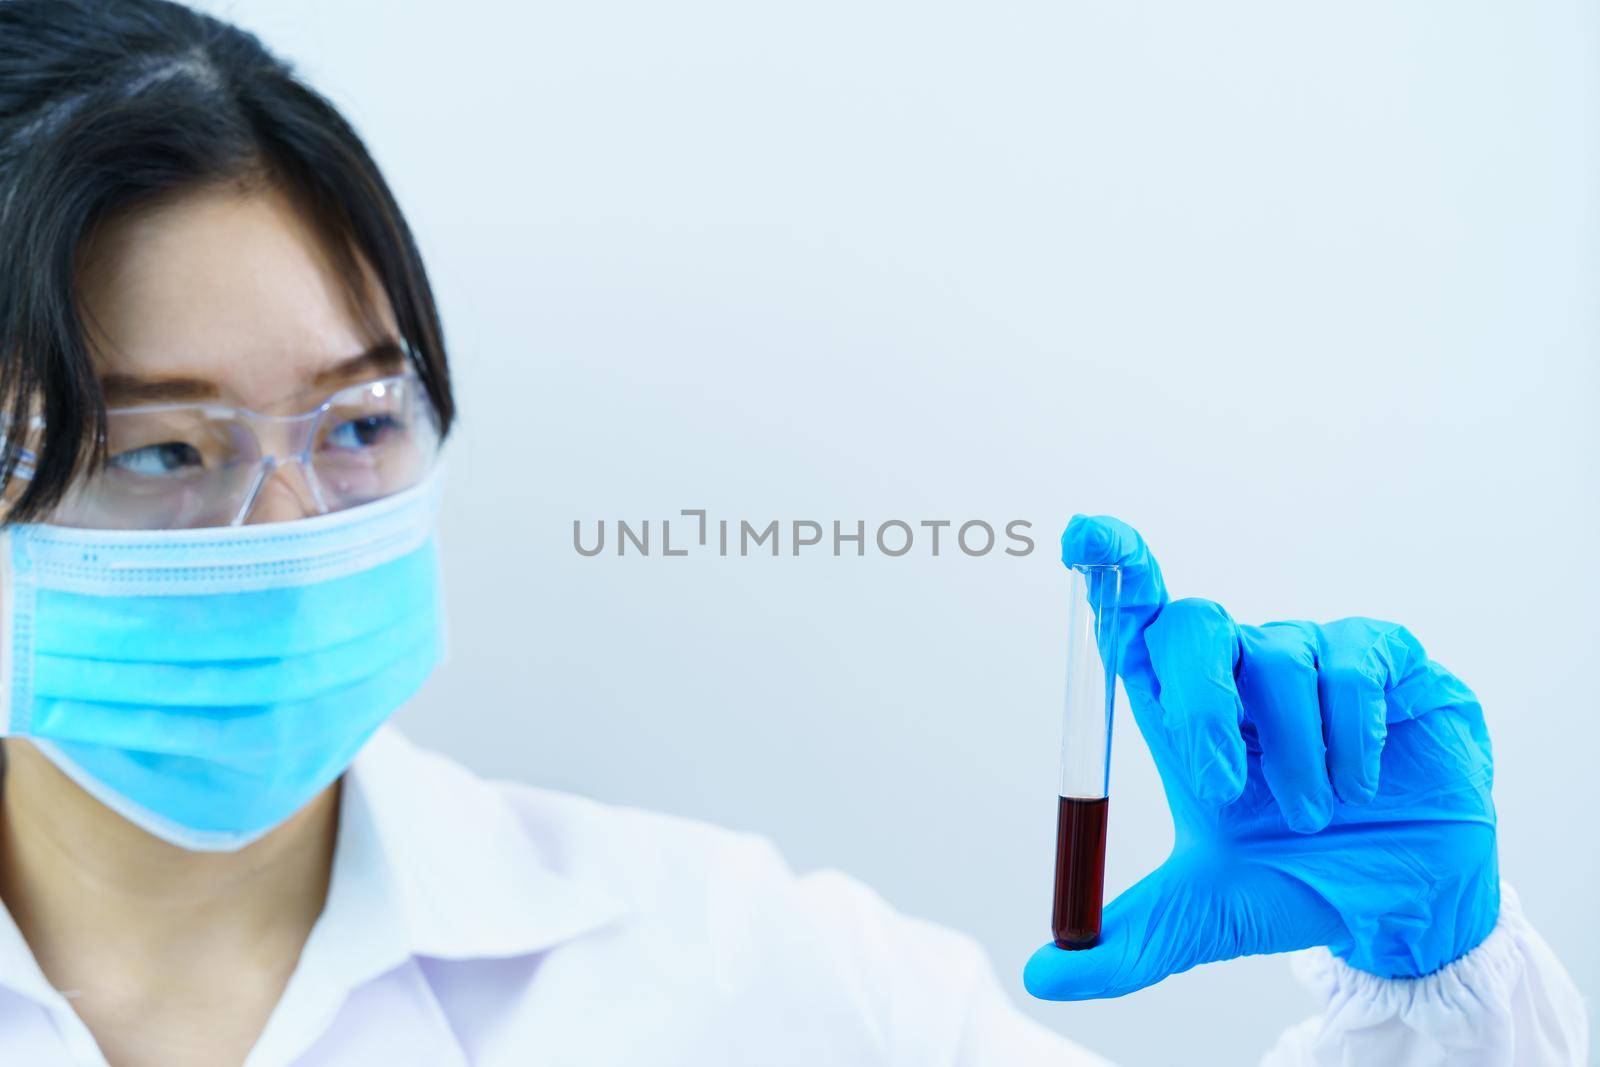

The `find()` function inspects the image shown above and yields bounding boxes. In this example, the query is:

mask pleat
[30,545,439,663]
[3,473,448,851]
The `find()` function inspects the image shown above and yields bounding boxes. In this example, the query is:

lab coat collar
[334,724,626,964]
[0,726,627,1065]
[245,726,627,1067]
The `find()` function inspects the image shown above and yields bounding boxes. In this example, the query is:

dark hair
[0,0,454,523]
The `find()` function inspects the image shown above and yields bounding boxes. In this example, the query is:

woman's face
[75,181,402,526]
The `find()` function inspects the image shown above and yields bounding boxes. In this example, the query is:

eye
[106,441,204,476]
[324,414,402,451]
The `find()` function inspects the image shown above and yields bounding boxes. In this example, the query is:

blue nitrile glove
[1024,516,1499,1000]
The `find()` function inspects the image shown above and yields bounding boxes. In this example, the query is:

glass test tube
[1052,563,1121,950]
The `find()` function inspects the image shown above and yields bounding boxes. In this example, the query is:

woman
[0,2,1585,1065]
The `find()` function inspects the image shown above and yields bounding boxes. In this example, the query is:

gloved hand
[1024,516,1499,1000]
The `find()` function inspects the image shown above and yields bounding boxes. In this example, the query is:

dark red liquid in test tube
[1052,795,1109,949]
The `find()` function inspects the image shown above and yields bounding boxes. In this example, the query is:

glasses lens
[310,377,440,511]
[40,376,441,530]
[50,410,262,530]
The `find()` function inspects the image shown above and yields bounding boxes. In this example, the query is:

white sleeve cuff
[1263,885,1590,1067]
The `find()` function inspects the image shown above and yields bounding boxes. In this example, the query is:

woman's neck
[0,738,338,1065]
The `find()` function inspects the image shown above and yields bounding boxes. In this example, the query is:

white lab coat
[0,728,1585,1066]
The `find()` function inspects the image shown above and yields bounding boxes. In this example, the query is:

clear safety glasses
[13,374,441,530]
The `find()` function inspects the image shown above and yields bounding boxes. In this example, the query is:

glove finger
[1238,622,1335,833]
[1364,623,1481,726]
[1314,618,1398,804]
[1060,515,1169,703]
[1143,598,1247,805]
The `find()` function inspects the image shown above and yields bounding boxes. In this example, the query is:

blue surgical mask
[0,474,444,851]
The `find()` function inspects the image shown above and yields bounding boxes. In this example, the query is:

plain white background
[199,2,1597,1062]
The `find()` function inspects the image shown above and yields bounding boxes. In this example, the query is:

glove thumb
[1023,855,1340,1001]
[1023,860,1206,1001]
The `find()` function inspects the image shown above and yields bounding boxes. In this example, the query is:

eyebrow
[99,340,407,407]
[311,340,405,389]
